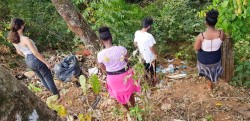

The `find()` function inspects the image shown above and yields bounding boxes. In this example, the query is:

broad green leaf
[89,74,101,95]
[235,65,243,72]
[222,1,229,8]
[28,84,42,92]
[79,75,87,95]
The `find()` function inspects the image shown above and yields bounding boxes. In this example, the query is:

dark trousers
[25,54,59,95]
[144,61,156,82]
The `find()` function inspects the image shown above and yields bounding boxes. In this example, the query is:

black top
[197,31,222,64]
[198,48,221,64]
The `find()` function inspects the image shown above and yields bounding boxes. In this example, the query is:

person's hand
[45,62,52,69]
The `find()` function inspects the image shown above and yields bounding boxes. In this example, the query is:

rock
[24,71,36,78]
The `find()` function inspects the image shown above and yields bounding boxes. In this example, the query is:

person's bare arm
[13,44,25,57]
[194,34,202,51]
[150,45,157,59]
[24,37,51,68]
[134,42,138,48]
[99,63,106,74]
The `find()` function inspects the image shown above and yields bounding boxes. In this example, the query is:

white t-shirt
[134,30,156,63]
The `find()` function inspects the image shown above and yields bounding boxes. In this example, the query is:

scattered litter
[88,67,98,76]
[161,64,175,73]
[28,110,39,121]
[168,74,187,79]
[181,61,187,64]
[181,65,187,69]
[54,55,81,82]
[166,59,174,63]
[156,65,164,73]
[215,102,222,106]
[172,119,185,121]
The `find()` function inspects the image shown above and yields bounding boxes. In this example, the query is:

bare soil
[2,51,250,121]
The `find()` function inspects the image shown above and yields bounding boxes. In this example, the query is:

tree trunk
[51,0,100,54]
[0,66,60,121]
[221,37,234,82]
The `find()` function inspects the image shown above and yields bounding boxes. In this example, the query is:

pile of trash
[156,58,188,79]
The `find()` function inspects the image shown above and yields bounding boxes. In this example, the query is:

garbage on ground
[157,58,188,76]
[88,67,98,76]
[54,55,81,82]
[168,74,187,79]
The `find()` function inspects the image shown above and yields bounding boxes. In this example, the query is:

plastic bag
[54,55,81,82]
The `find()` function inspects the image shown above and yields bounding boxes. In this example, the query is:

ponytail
[7,18,24,44]
[8,31,20,44]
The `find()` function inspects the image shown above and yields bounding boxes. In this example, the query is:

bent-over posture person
[194,9,226,90]
[8,18,60,98]
[97,26,140,111]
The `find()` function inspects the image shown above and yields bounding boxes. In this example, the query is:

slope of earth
[1,50,250,121]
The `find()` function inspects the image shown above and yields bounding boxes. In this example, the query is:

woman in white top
[8,18,60,98]
[194,9,226,90]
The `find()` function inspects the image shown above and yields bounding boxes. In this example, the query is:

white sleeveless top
[201,38,222,52]
[15,39,38,56]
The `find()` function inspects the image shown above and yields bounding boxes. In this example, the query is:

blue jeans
[25,54,59,95]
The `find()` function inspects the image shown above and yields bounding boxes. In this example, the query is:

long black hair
[7,18,25,44]
[206,9,219,27]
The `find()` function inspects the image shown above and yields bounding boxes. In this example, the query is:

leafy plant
[27,83,42,92]
[82,0,145,51]
[132,61,145,81]
[78,113,91,121]
[112,107,123,117]
[46,95,67,117]
[2,0,74,50]
[88,74,101,95]
[205,114,213,121]
[79,75,87,95]
[231,61,250,87]
[129,105,144,121]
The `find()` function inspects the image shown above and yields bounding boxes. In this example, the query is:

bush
[203,0,250,86]
[82,0,145,51]
[1,0,74,50]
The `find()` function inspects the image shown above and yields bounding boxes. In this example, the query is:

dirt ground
[1,52,250,121]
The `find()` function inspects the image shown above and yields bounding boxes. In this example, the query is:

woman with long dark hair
[8,18,60,97]
[97,26,140,111]
[194,9,226,90]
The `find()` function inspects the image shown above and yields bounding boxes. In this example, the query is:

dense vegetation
[0,0,249,85]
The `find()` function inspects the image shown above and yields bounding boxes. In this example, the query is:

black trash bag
[54,55,81,82]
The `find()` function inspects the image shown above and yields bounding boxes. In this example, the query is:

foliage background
[0,0,249,86]
[0,0,74,51]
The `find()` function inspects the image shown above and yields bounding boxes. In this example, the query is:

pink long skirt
[106,69,140,104]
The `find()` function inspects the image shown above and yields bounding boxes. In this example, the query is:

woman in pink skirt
[97,26,140,111]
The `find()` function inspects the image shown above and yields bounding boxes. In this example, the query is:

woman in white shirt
[8,18,60,98]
